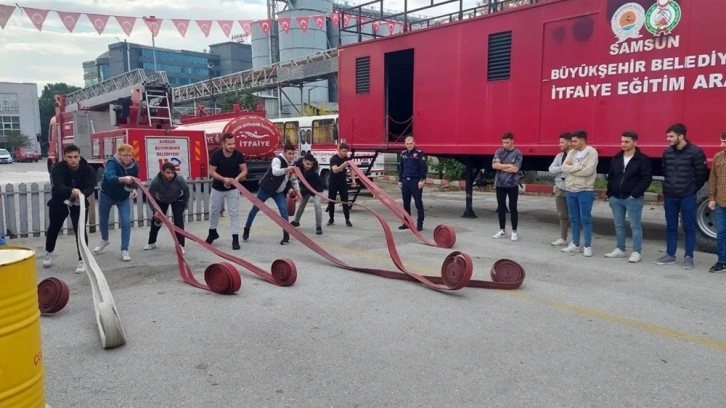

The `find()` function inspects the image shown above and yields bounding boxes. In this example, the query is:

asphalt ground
[6,181,726,407]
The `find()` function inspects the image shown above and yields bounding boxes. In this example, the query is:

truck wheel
[321,170,331,190]
[696,187,717,254]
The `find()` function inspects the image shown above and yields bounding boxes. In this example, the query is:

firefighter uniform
[398,148,428,230]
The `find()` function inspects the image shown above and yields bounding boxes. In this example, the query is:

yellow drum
[0,246,45,408]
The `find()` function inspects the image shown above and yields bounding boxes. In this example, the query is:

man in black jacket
[604,131,652,263]
[42,144,96,273]
[656,123,708,269]
[290,153,324,235]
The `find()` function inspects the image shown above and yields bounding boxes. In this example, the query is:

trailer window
[312,119,335,144]
[487,31,512,81]
[356,57,370,95]
[274,123,284,136]
[284,121,299,145]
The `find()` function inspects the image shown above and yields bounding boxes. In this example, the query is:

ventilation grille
[356,57,370,94]
[488,31,512,81]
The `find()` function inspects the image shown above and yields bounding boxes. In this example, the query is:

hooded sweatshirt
[49,157,97,206]
[148,171,190,208]
[560,146,599,192]
[100,154,139,201]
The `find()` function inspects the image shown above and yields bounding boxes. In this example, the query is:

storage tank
[251,19,279,69]
[278,0,334,115]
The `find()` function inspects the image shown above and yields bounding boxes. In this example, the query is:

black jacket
[294,157,324,196]
[606,148,652,199]
[49,158,96,206]
[662,142,708,198]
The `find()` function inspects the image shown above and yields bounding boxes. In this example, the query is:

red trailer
[337,0,725,248]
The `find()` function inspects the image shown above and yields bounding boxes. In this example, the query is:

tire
[696,186,717,254]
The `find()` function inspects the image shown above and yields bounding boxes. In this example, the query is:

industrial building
[0,82,41,153]
[83,41,253,87]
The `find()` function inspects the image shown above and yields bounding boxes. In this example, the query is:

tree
[1,131,31,152]
[219,92,257,112]
[39,83,81,153]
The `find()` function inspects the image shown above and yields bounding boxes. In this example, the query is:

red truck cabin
[90,129,209,181]
[338,0,725,172]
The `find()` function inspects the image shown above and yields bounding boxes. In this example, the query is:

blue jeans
[245,188,288,229]
[566,191,595,247]
[713,205,726,263]
[98,191,132,251]
[664,194,697,258]
[608,196,645,253]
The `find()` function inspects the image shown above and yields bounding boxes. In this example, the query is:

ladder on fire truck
[348,150,380,204]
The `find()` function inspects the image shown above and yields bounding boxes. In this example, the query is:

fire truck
[175,105,282,183]
[338,0,725,250]
[47,69,209,181]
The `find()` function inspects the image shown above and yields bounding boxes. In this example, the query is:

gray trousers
[294,194,322,227]
[209,188,240,234]
[555,188,570,240]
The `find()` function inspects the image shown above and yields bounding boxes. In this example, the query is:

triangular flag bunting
[330,12,340,28]
[343,14,352,28]
[218,20,234,37]
[387,21,395,35]
[143,16,162,37]
[372,20,381,34]
[0,4,15,29]
[239,20,252,36]
[23,7,49,31]
[56,11,80,33]
[296,16,309,32]
[115,16,136,37]
[86,13,109,35]
[171,19,189,37]
[196,20,212,37]
[313,14,325,30]
[278,17,291,34]
[258,19,271,36]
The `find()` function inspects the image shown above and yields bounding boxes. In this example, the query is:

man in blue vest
[398,136,428,231]
[243,143,300,245]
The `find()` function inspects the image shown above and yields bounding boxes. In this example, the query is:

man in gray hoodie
[145,162,190,253]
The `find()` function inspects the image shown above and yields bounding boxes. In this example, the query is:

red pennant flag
[115,16,137,37]
[313,14,325,30]
[56,11,80,33]
[239,20,252,36]
[372,20,381,34]
[330,12,340,28]
[387,21,395,35]
[218,20,234,37]
[278,17,291,34]
[196,20,212,37]
[343,14,352,28]
[86,13,109,35]
[0,4,14,29]
[23,7,49,31]
[143,16,162,37]
[296,16,309,32]
[360,16,369,26]
[258,19,271,36]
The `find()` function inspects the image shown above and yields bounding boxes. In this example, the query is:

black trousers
[326,182,350,221]
[45,203,87,260]
[496,186,519,230]
[148,201,186,246]
[401,178,424,226]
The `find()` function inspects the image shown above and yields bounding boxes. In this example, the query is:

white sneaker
[144,243,157,250]
[75,260,86,274]
[181,247,186,255]
[93,240,110,254]
[492,230,506,239]
[561,242,581,253]
[628,252,641,263]
[604,248,626,258]
[583,247,593,257]
[511,232,519,242]
[551,238,567,246]
[42,252,53,268]
[121,250,131,262]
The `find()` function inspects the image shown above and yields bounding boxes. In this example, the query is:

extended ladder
[142,86,173,127]
[66,69,170,112]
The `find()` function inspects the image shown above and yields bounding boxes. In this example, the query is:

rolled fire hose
[283,166,526,291]
[133,178,297,289]
[77,193,127,349]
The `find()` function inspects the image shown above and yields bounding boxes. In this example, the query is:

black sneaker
[709,262,725,273]
[345,220,353,227]
[205,229,219,244]
[398,224,407,230]
[417,225,423,232]
[326,219,334,226]
[290,221,300,227]
[316,226,322,235]
[280,231,290,245]
[232,234,240,250]
[242,227,250,241]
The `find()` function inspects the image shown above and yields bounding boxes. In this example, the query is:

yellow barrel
[0,246,45,408]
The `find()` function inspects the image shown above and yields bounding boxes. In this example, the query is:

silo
[251,19,279,68]
[278,0,334,116]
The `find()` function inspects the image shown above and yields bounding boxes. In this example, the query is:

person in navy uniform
[398,136,428,231]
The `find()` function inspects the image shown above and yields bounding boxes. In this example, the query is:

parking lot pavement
[8,185,726,407]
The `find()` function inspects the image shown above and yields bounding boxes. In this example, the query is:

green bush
[428,158,465,181]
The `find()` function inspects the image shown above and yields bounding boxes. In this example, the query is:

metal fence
[0,179,213,240]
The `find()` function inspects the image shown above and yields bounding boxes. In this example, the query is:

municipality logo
[611,2,646,43]
[645,0,682,36]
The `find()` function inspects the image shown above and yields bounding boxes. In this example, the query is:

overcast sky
[0,0,471,94]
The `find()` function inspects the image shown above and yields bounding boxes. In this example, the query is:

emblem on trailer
[645,0,682,36]
[611,2,646,43]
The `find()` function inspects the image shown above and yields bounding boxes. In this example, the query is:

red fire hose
[133,178,297,292]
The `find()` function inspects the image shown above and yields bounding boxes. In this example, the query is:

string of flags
[0,3,411,38]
